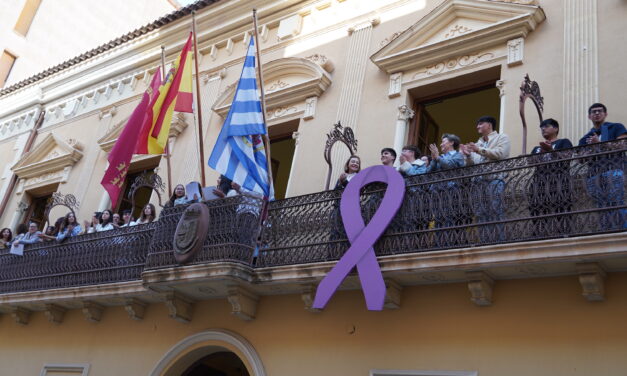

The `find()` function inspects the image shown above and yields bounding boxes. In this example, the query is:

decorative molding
[303,96,317,120]
[0,107,41,140]
[347,16,380,35]
[213,57,332,118]
[267,80,289,92]
[164,292,194,323]
[507,37,524,66]
[371,0,545,73]
[259,24,269,42]
[304,54,335,73]
[496,79,505,97]
[292,131,301,145]
[44,304,66,324]
[267,106,298,121]
[444,24,473,39]
[149,330,267,376]
[300,284,321,312]
[466,271,494,306]
[82,301,104,323]
[379,31,402,48]
[577,263,606,302]
[412,52,496,80]
[10,306,31,325]
[98,112,188,153]
[397,104,415,121]
[277,14,303,40]
[227,286,259,321]
[383,279,402,309]
[125,298,147,320]
[12,133,82,194]
[388,72,403,98]
[488,0,537,4]
[225,38,234,55]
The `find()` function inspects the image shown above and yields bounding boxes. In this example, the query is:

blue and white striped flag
[208,36,273,199]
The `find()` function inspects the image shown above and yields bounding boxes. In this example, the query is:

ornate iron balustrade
[256,139,627,266]
[0,223,156,294]
[144,194,264,270]
[0,140,625,293]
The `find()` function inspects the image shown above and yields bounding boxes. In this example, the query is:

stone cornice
[213,57,332,118]
[11,133,83,179]
[1,233,626,315]
[371,0,546,73]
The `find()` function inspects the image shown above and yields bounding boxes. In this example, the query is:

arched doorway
[150,330,266,376]
[181,351,249,376]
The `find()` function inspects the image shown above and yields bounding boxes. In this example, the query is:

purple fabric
[313,165,405,311]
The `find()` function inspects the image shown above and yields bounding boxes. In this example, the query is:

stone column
[393,105,415,156]
[563,0,598,141]
[496,80,506,134]
[330,18,379,186]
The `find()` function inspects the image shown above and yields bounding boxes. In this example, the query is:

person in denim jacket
[397,145,427,176]
[428,134,468,244]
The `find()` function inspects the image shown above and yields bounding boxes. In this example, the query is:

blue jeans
[586,169,627,230]
[473,179,506,242]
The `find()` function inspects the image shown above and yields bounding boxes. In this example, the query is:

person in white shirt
[460,116,511,242]
[86,210,114,233]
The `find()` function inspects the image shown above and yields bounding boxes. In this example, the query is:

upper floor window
[0,51,17,88]
[13,0,42,36]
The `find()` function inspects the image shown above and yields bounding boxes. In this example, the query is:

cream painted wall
[1,274,626,376]
[0,0,176,87]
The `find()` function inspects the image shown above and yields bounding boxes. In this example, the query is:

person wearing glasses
[578,103,627,230]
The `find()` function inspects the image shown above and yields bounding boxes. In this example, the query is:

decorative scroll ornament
[174,203,210,264]
[519,74,544,154]
[323,121,358,190]
[128,172,165,208]
[313,166,405,311]
[44,193,80,225]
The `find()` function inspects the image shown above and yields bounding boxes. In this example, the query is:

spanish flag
[136,32,193,155]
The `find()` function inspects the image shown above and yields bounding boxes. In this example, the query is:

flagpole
[252,9,274,196]
[161,45,173,198]
[191,11,207,187]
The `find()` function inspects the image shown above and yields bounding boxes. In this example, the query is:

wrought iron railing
[256,139,627,266]
[0,222,156,293]
[0,140,625,293]
[144,194,263,270]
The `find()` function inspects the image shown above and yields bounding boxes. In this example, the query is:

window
[24,193,52,231]
[14,0,42,36]
[0,51,17,88]
[40,363,90,376]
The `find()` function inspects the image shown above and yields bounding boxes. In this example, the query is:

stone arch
[149,329,266,376]
[213,56,332,124]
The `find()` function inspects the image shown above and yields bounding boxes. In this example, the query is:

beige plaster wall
[1,274,626,376]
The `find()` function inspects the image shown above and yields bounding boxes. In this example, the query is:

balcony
[1,140,627,319]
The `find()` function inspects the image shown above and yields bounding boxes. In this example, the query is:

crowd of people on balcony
[0,102,625,254]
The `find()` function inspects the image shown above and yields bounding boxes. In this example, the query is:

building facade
[1,0,626,375]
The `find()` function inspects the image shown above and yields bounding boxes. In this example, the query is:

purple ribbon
[313,165,405,311]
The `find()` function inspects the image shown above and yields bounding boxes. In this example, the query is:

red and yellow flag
[136,32,193,155]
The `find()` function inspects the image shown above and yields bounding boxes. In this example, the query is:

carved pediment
[212,57,332,118]
[98,113,189,152]
[12,133,83,179]
[371,0,545,73]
